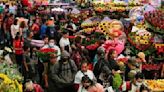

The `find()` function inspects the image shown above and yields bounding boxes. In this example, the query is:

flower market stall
[0,60,23,92]
[145,79,164,91]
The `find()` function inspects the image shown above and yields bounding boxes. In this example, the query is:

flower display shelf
[93,2,143,13]
[145,79,164,92]
[144,10,164,34]
[142,64,162,71]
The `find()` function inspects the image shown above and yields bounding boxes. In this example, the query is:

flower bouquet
[37,48,57,63]
[86,43,99,50]
[82,37,99,50]
[82,37,99,62]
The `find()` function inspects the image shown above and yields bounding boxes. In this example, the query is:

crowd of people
[0,1,159,92]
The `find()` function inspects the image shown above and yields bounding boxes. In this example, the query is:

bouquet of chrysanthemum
[37,48,57,63]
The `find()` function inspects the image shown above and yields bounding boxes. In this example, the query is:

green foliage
[0,63,23,81]
[112,73,122,89]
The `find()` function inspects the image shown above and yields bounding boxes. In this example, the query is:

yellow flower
[15,80,23,92]
[0,73,23,91]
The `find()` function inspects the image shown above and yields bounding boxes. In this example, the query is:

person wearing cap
[46,17,60,41]
[59,30,72,53]
[47,50,77,92]
[136,52,146,72]
[46,17,55,27]
[136,52,146,63]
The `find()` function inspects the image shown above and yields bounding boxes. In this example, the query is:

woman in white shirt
[11,19,19,39]
[59,31,72,53]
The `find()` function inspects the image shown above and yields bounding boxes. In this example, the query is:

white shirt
[11,25,19,39]
[59,37,70,48]
[74,70,95,84]
[42,44,61,61]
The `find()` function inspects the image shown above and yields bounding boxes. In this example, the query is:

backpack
[58,59,74,75]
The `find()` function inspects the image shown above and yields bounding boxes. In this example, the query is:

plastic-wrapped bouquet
[37,48,57,63]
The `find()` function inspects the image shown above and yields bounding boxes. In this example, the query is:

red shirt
[13,39,23,55]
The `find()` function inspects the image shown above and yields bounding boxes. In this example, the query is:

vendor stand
[145,79,164,92]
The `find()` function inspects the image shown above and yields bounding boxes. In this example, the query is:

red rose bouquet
[37,48,57,62]
[86,43,99,50]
